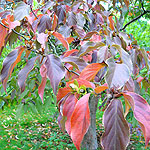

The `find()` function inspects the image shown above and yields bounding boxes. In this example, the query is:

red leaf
[0,20,8,54]
[79,63,106,81]
[63,49,78,57]
[18,56,39,92]
[1,46,25,92]
[57,87,71,103]
[63,94,78,135]
[45,54,65,95]
[101,99,130,150]
[123,92,150,146]
[52,31,69,50]
[71,93,91,150]
[38,64,47,103]
[95,83,108,94]
[51,13,58,31]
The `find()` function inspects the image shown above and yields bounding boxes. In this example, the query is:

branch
[30,5,38,19]
[64,66,80,76]
[140,0,145,12]
[120,10,150,31]
[0,22,28,41]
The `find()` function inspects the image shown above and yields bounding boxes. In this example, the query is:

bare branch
[120,10,150,31]
[64,65,80,76]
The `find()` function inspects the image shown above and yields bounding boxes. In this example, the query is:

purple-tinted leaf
[105,57,130,89]
[76,13,85,28]
[97,46,109,63]
[68,12,77,26]
[101,99,130,150]
[45,54,65,95]
[123,92,150,146]
[78,41,105,57]
[14,2,30,21]
[18,56,39,93]
[56,5,66,24]
[73,25,86,39]
[42,1,55,13]
[1,46,25,92]
[62,56,87,72]
[37,15,52,33]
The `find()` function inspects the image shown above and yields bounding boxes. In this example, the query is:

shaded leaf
[123,92,150,146]
[62,56,87,72]
[14,2,30,21]
[37,15,52,33]
[105,58,130,89]
[79,63,106,81]
[18,56,39,93]
[45,54,65,95]
[71,93,91,150]
[79,41,105,57]
[1,46,25,92]
[97,46,109,63]
[101,99,130,150]
[52,32,69,50]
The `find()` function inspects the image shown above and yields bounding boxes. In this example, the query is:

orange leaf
[79,63,106,81]
[57,87,71,103]
[95,83,108,94]
[108,16,114,31]
[63,49,78,57]
[52,32,69,50]
[52,13,58,31]
[71,93,90,150]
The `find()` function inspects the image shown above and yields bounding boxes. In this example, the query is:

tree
[0,0,150,150]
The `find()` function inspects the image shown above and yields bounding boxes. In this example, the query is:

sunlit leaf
[14,2,30,21]
[80,63,106,81]
[105,57,130,89]
[71,93,91,150]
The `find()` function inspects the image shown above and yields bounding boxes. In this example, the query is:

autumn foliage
[0,0,150,150]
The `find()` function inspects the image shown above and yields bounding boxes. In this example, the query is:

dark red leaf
[101,99,130,150]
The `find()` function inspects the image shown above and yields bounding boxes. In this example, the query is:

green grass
[0,100,149,150]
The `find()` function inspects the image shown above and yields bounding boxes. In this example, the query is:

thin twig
[140,0,145,12]
[30,5,38,19]
[48,38,57,55]
[0,22,28,41]
[120,10,150,31]
[64,66,80,76]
